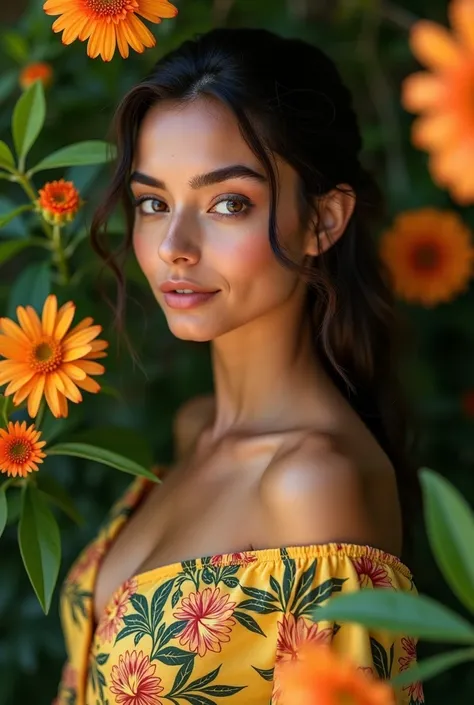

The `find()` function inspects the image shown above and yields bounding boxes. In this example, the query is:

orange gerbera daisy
[43,0,178,62]
[402,0,474,203]
[0,421,46,478]
[379,208,474,307]
[37,179,82,226]
[19,62,53,90]
[276,644,395,705]
[0,294,108,419]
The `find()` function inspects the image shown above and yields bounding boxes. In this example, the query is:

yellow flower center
[7,439,31,464]
[85,0,136,17]
[30,339,63,373]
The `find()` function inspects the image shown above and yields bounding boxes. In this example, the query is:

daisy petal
[410,21,464,70]
[27,376,46,418]
[42,295,58,337]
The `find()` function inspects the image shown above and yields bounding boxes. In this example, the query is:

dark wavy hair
[90,27,419,554]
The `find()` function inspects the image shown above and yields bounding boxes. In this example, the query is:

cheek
[133,229,156,278]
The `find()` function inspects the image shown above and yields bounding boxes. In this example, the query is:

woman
[55,27,423,705]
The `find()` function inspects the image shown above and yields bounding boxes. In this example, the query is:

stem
[35,399,46,431]
[52,224,70,285]
[13,171,54,240]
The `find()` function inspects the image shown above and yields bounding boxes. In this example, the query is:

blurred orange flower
[43,0,178,62]
[275,643,395,705]
[19,62,53,90]
[379,208,474,307]
[0,295,108,419]
[402,0,474,203]
[0,421,46,478]
[37,179,82,226]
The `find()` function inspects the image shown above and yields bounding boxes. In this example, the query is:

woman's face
[131,97,311,342]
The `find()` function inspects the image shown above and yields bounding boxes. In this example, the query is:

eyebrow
[129,164,267,191]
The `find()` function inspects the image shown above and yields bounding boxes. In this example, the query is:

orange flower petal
[0,318,30,346]
[42,295,58,337]
[0,336,26,361]
[24,307,43,337]
[139,0,177,21]
[75,360,105,376]
[63,325,102,348]
[4,369,37,395]
[411,114,459,150]
[16,306,41,339]
[75,375,101,393]
[116,22,130,58]
[27,375,46,418]
[410,21,464,70]
[450,0,474,51]
[54,302,76,340]
[401,72,446,112]
[62,345,93,362]
[45,375,61,417]
[61,362,87,381]
[56,369,82,403]
[12,375,40,406]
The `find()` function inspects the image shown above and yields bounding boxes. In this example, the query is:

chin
[167,321,215,342]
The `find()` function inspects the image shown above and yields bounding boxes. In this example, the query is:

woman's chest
[93,461,263,624]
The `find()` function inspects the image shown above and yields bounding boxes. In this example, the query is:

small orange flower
[402,0,474,203]
[0,421,46,478]
[173,587,236,657]
[0,294,108,419]
[36,179,82,226]
[97,578,138,643]
[380,208,474,307]
[43,0,178,62]
[276,643,395,705]
[19,62,53,90]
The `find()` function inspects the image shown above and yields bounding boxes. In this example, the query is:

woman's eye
[136,197,166,215]
[212,197,250,216]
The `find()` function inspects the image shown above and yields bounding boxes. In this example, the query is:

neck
[208,299,333,440]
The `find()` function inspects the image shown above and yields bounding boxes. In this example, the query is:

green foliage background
[1,0,474,703]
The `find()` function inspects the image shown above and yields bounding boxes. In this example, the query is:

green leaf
[420,468,474,614]
[0,205,33,230]
[233,610,266,636]
[2,32,29,64]
[46,442,160,482]
[18,482,61,614]
[0,141,15,171]
[391,648,474,688]
[0,239,32,264]
[7,261,51,317]
[12,81,46,163]
[0,392,15,427]
[29,140,117,175]
[0,486,7,538]
[69,426,153,471]
[154,646,194,666]
[36,474,84,526]
[252,666,274,682]
[312,590,474,644]
[6,488,21,525]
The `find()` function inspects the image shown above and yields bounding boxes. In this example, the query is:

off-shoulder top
[53,471,424,705]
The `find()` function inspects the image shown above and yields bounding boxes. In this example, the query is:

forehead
[134,97,258,172]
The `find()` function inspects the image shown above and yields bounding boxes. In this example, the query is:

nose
[158,215,201,266]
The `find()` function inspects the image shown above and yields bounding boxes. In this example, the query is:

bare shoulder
[259,432,401,553]
[173,394,215,460]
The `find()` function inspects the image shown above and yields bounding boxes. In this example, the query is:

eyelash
[132,194,254,219]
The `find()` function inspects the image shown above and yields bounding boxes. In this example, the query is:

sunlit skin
[93,97,402,622]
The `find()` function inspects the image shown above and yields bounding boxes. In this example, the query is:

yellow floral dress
[54,471,424,705]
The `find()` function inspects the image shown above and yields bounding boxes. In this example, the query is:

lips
[159,281,218,294]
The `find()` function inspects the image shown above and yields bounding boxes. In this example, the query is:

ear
[304,186,356,257]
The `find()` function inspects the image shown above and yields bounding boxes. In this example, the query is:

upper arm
[173,394,215,460]
[259,434,380,549]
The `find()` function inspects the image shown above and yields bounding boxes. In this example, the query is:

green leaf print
[179,695,214,705]
[96,653,109,666]
[151,578,176,630]
[201,685,246,696]
[202,567,214,584]
[184,666,221,691]
[269,575,284,605]
[252,666,274,682]
[134,631,145,645]
[238,584,282,613]
[233,610,266,636]
[172,587,183,607]
[130,593,149,622]
[122,613,149,631]
[281,549,296,608]
[65,584,92,625]
[154,645,195,666]
[157,620,187,649]
[294,577,346,619]
[222,576,239,588]
[291,560,317,610]
[170,657,195,694]
[370,636,394,679]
